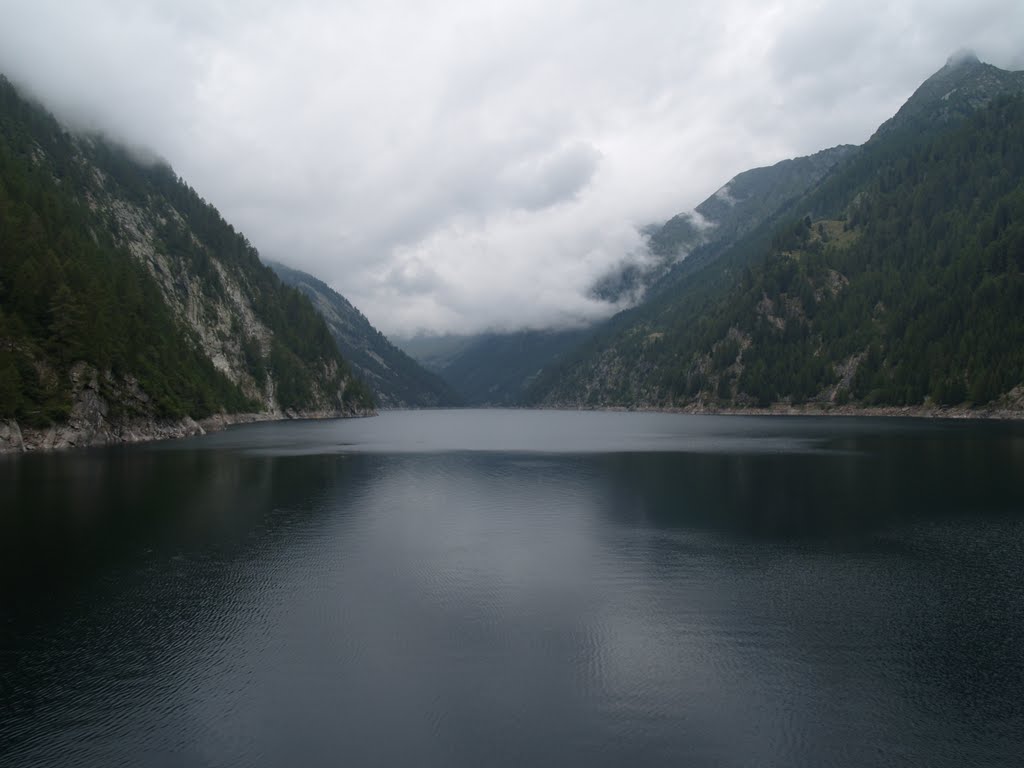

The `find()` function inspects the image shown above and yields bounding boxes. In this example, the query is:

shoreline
[5,401,1021,454]
[0,408,376,455]
[547,402,1024,421]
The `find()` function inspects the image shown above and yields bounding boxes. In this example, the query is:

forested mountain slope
[270,263,461,408]
[589,145,857,304]
[418,146,856,405]
[529,57,1024,412]
[0,76,373,450]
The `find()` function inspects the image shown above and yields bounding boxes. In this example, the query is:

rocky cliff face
[79,146,369,418]
[0,75,375,451]
[0,362,200,452]
[95,189,278,410]
[0,361,372,454]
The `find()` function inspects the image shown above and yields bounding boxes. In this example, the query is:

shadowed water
[2,410,1023,767]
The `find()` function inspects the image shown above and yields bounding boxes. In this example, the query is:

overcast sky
[1,1,1021,337]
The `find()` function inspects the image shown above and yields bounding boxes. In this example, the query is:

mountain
[269,263,461,408]
[0,75,374,451]
[528,56,1024,413]
[589,145,858,304]
[872,51,1024,139]
[653,145,859,260]
[432,146,859,405]
[398,328,591,406]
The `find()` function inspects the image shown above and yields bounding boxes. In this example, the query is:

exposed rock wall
[0,361,374,454]
[0,370,203,453]
[99,193,279,410]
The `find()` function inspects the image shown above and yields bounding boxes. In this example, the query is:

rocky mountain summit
[872,51,1024,139]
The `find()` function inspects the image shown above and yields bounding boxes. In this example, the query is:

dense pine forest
[528,65,1024,410]
[0,75,372,433]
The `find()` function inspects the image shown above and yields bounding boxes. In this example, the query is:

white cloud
[0,0,1020,335]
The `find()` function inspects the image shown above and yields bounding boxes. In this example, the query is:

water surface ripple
[2,410,1023,767]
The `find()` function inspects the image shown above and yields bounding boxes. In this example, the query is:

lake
[2,409,1023,767]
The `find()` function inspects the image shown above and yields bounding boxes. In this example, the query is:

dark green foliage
[801,95,1024,406]
[0,350,22,418]
[0,74,373,425]
[529,88,1024,410]
[712,337,740,369]
[0,86,251,421]
[269,339,313,410]
[241,334,267,385]
[341,375,375,408]
[595,145,857,306]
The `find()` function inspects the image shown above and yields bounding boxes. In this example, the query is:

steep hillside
[428,147,857,405]
[655,145,858,258]
[872,52,1024,139]
[270,263,461,408]
[590,145,857,304]
[529,57,1024,413]
[0,76,373,450]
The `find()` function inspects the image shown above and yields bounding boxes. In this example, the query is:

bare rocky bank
[0,407,379,453]
[6,400,1020,455]
[0,409,377,454]
[541,385,1024,421]
[0,366,375,455]
[0,408,376,454]
[548,402,1024,421]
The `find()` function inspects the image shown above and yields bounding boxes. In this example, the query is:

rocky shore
[0,360,376,454]
[544,385,1024,421]
[551,401,1024,420]
[0,408,375,454]
[6,398,1020,455]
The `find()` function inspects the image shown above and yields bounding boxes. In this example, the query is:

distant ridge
[269,263,462,408]
[398,328,591,406]
[588,145,857,306]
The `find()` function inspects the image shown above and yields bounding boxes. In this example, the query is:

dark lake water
[2,410,1024,767]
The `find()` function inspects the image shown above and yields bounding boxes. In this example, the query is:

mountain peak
[871,55,1024,141]
[944,49,981,69]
